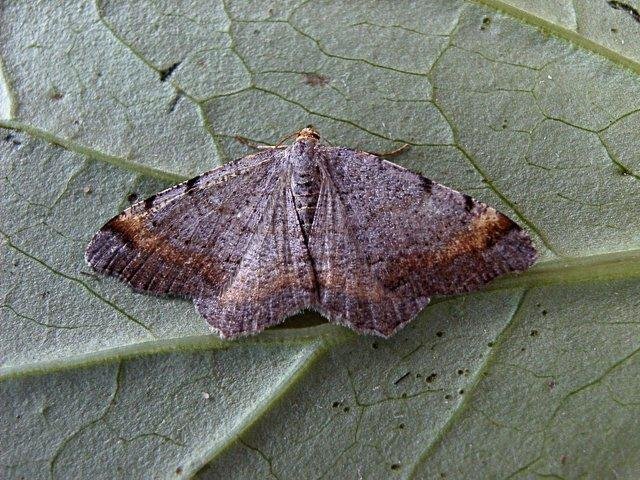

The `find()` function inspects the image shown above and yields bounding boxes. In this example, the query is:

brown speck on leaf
[530,329,539,337]
[303,73,330,87]
[394,372,411,385]
[436,331,444,338]
[547,380,556,390]
[175,466,183,475]
[426,372,437,383]
[48,88,64,100]
[3,133,22,146]
[560,454,568,464]
[127,192,139,203]
[83,185,93,195]
[159,62,180,82]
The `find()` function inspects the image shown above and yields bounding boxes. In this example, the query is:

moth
[86,127,536,338]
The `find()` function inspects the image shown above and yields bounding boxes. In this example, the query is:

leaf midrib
[473,0,640,76]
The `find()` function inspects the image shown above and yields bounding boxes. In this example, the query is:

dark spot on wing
[420,176,433,195]
[185,175,201,192]
[144,194,157,209]
[462,193,474,212]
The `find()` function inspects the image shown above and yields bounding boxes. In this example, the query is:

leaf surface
[2,1,640,478]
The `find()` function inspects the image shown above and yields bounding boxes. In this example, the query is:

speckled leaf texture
[2,1,640,479]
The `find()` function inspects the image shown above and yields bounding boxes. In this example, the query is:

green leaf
[2,1,640,478]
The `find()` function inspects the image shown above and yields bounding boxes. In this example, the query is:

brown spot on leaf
[48,88,64,101]
[303,73,330,87]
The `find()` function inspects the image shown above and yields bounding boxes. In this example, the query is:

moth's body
[86,127,537,339]
[287,128,322,240]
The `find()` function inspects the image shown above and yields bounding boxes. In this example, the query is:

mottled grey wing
[85,149,316,338]
[193,170,317,338]
[309,147,536,337]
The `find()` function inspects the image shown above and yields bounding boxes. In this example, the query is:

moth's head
[296,125,320,142]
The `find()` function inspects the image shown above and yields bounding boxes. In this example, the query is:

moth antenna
[274,131,301,147]
[234,135,280,150]
[366,143,410,158]
[322,136,335,147]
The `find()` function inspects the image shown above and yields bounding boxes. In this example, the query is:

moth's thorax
[287,139,321,240]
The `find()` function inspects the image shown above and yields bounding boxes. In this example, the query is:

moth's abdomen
[291,167,320,239]
[288,140,321,240]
